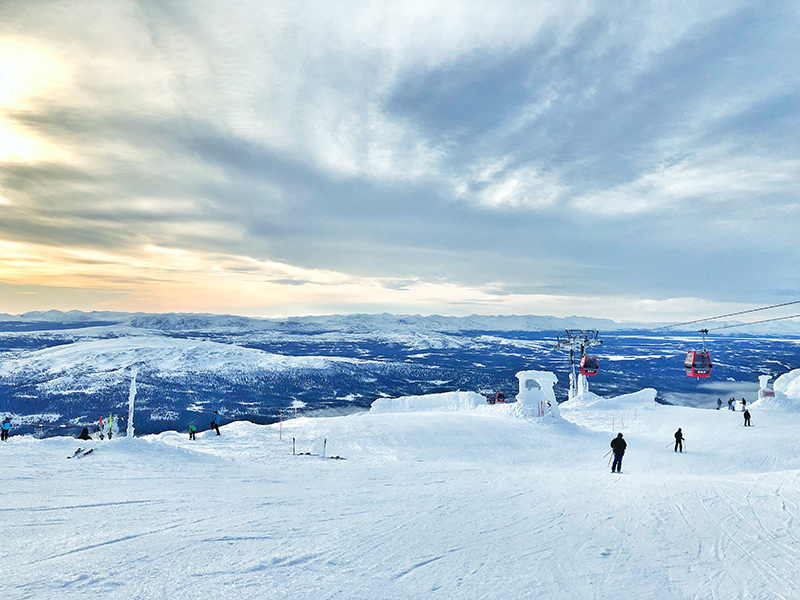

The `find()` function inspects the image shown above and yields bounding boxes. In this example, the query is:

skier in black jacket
[610,433,626,473]
[674,428,684,452]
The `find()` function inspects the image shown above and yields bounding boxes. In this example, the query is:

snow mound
[370,391,486,414]
[561,388,657,411]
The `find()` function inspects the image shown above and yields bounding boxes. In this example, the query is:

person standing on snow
[1,417,10,441]
[741,398,747,410]
[189,424,197,440]
[610,433,626,473]
[717,398,722,410]
[743,410,752,427]
[211,411,221,435]
[674,428,684,452]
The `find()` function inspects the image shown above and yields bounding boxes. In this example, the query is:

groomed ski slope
[4,382,800,599]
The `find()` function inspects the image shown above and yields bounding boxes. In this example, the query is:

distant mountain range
[3,309,800,335]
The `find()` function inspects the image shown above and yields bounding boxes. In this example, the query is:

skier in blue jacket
[211,411,221,435]
[1,417,10,441]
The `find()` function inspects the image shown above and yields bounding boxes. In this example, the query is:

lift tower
[554,329,603,400]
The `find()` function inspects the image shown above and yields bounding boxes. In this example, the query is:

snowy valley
[1,311,798,436]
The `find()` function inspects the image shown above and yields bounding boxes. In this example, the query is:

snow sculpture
[758,374,774,401]
[515,370,560,419]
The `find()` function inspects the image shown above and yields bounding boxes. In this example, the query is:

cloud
[0,0,799,319]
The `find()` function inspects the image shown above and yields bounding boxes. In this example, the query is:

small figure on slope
[674,428,684,452]
[743,409,752,427]
[741,398,747,410]
[717,398,722,410]
[211,411,221,436]
[610,433,626,473]
[189,424,197,440]
[1,417,10,441]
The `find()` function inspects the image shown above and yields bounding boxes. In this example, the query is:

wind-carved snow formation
[513,370,560,419]
[752,369,800,410]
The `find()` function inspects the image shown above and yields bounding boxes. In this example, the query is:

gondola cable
[655,299,800,330]
[705,312,800,332]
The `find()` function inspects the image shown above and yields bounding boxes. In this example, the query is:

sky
[1,0,799,322]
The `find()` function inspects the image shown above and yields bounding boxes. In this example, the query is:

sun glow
[0,39,72,162]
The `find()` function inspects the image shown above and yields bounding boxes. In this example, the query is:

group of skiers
[54,410,222,442]
[718,397,747,411]
[608,427,684,473]
[187,410,221,440]
[609,399,754,472]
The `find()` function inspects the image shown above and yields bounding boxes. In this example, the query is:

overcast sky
[1,0,799,322]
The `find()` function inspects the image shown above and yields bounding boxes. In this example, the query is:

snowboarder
[610,433,626,473]
[189,424,197,440]
[744,409,752,427]
[717,398,722,410]
[211,411,221,435]
[674,428,684,452]
[1,417,10,441]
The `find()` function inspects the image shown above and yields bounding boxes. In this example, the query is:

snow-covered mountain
[1,311,799,436]
[8,309,800,334]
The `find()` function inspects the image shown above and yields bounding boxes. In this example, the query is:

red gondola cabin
[580,355,599,376]
[684,351,712,377]
[486,392,505,404]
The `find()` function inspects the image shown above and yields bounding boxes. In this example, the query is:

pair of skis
[68,447,94,459]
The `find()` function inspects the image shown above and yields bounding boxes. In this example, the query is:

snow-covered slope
[5,373,800,599]
[0,335,363,381]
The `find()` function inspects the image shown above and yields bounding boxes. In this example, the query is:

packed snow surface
[5,372,800,599]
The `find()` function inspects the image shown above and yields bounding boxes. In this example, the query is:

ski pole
[603,450,612,458]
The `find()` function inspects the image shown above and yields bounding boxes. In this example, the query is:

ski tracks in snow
[693,476,800,599]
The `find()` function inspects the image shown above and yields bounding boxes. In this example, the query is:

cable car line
[655,299,800,330]
[705,313,800,332]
